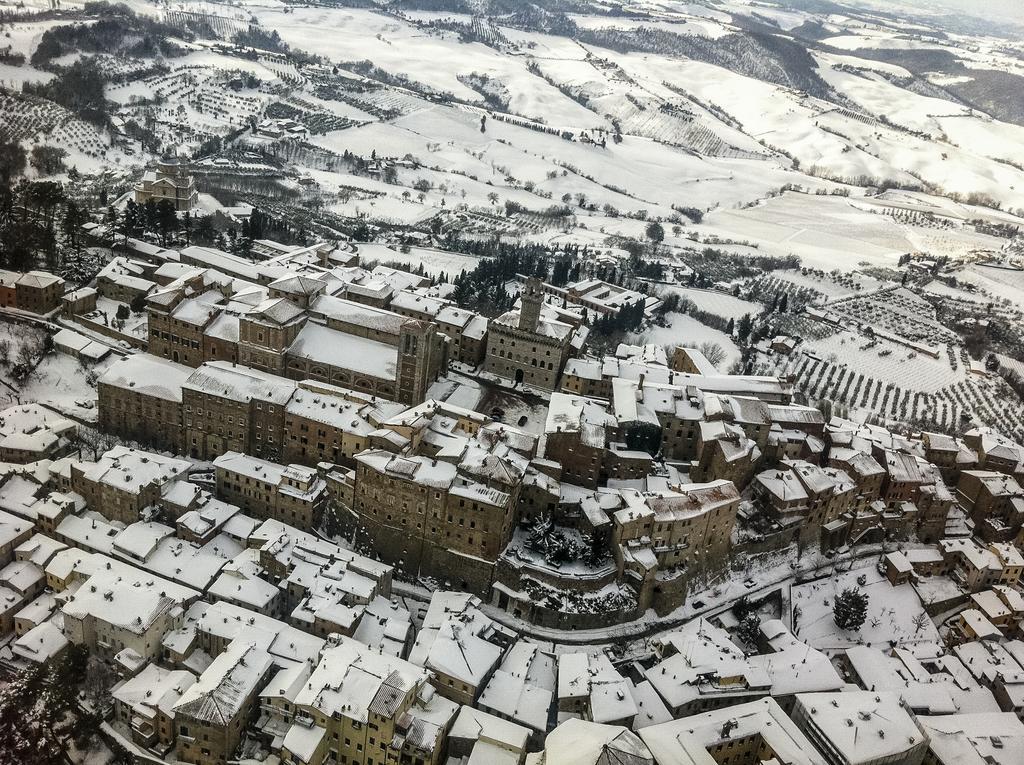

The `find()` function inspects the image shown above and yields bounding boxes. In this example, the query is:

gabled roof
[247,297,306,327]
[173,640,272,724]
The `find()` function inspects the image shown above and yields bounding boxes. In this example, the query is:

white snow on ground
[698,193,913,271]
[995,354,1024,379]
[250,5,605,126]
[356,244,481,277]
[804,331,965,394]
[821,32,943,51]
[1,18,84,58]
[0,319,120,417]
[632,314,741,369]
[921,279,989,303]
[792,565,942,657]
[661,286,763,320]
[0,61,54,88]
[956,265,1024,305]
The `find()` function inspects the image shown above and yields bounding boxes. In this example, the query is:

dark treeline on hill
[441,235,571,262]
[232,25,289,52]
[392,0,602,16]
[577,26,834,100]
[442,236,646,341]
[23,58,108,127]
[401,0,835,99]
[448,241,552,315]
[30,2,190,66]
[590,299,645,337]
[23,2,196,129]
[681,249,801,282]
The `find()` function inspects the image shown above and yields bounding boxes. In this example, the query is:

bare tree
[75,427,117,460]
[698,341,727,369]
[911,611,929,635]
[13,331,47,379]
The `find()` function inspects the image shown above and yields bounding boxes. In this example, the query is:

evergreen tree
[63,199,82,250]
[156,199,178,246]
[645,221,664,244]
[736,613,761,647]
[143,198,158,231]
[833,587,869,631]
[737,313,753,343]
[322,506,343,539]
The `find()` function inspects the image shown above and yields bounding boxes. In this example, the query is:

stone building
[61,287,98,317]
[237,297,307,374]
[644,620,771,716]
[98,354,193,454]
[409,592,510,707]
[70,447,190,525]
[484,277,586,391]
[828,447,886,500]
[957,470,1024,542]
[0,269,14,308]
[146,271,232,366]
[134,158,199,212]
[284,315,446,405]
[391,289,489,366]
[752,461,858,548]
[542,392,653,489]
[564,348,793,404]
[688,420,759,490]
[173,640,274,765]
[281,383,404,468]
[352,449,519,592]
[791,692,928,765]
[13,271,65,315]
[938,538,1023,592]
[100,355,405,469]
[922,431,978,484]
[182,361,296,462]
[341,400,534,593]
[640,698,828,765]
[61,568,193,662]
[611,481,740,614]
[112,664,196,753]
[145,263,451,405]
[285,637,458,765]
[213,451,327,530]
[394,318,448,405]
[95,257,156,304]
[915,466,956,543]
[963,427,1024,476]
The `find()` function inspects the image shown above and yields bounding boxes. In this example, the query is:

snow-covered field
[355,243,482,278]
[956,264,1024,306]
[633,313,741,370]
[804,331,963,394]
[661,286,763,321]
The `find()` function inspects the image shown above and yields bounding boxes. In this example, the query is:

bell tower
[397,319,440,404]
[518,277,543,333]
